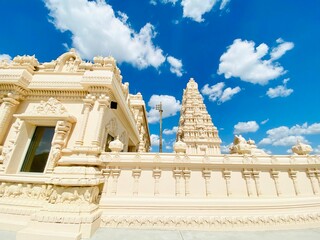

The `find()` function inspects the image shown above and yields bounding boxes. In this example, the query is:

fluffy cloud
[181,0,217,22]
[218,39,294,85]
[167,56,183,77]
[147,95,181,123]
[201,82,241,104]
[153,0,229,22]
[259,122,320,146]
[0,54,12,61]
[266,78,293,98]
[270,38,294,61]
[220,144,232,154]
[45,0,170,69]
[163,126,178,135]
[234,121,259,134]
[150,134,161,146]
[267,85,293,98]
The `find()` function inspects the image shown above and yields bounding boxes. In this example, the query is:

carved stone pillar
[202,168,211,197]
[289,169,300,196]
[132,167,141,196]
[101,168,111,197]
[183,169,191,196]
[252,170,262,196]
[271,169,281,196]
[153,168,161,196]
[173,168,182,196]
[223,169,232,196]
[0,93,19,146]
[0,119,22,167]
[75,94,95,146]
[307,168,319,195]
[111,168,121,196]
[92,95,109,147]
[46,120,73,172]
[243,169,253,197]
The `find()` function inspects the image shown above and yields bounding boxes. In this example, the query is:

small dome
[174,138,187,154]
[109,136,124,152]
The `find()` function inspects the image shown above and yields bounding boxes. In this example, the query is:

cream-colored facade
[0,51,320,240]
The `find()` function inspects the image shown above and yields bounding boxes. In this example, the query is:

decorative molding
[101,213,320,230]
[0,182,100,205]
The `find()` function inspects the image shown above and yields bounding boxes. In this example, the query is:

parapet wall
[99,152,320,230]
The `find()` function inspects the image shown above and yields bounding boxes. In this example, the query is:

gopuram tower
[177,78,221,155]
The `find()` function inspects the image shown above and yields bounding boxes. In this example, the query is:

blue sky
[1,0,320,154]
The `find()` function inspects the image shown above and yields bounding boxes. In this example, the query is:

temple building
[177,78,221,155]
[0,50,320,240]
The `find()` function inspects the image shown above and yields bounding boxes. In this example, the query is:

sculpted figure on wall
[32,97,67,115]
[230,135,267,155]
[0,119,21,165]
[292,140,313,155]
[0,182,100,204]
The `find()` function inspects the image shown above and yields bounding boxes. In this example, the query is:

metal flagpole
[156,102,163,152]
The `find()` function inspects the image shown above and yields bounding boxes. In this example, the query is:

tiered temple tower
[177,78,221,155]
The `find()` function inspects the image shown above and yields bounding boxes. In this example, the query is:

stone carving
[47,120,73,171]
[230,135,267,155]
[11,55,39,69]
[31,97,67,115]
[292,140,313,155]
[0,182,6,196]
[0,122,17,164]
[4,184,23,197]
[62,57,77,72]
[0,182,99,204]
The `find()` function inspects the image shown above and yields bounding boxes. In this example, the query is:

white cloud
[219,0,230,10]
[220,144,232,154]
[266,85,293,98]
[259,122,320,146]
[219,86,241,103]
[167,56,183,77]
[153,0,229,22]
[266,78,293,98]
[261,119,269,125]
[0,54,12,61]
[44,0,169,70]
[151,134,160,146]
[147,95,181,123]
[218,39,294,85]
[181,0,217,22]
[270,38,294,61]
[201,82,240,104]
[234,121,259,134]
[163,126,178,135]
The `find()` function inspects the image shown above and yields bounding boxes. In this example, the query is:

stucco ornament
[109,136,124,152]
[173,137,187,154]
[230,135,267,155]
[292,140,313,155]
[32,97,67,115]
